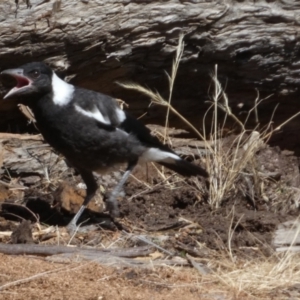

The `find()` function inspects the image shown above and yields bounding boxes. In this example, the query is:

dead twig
[186,254,211,275]
[0,243,154,258]
[1,202,39,223]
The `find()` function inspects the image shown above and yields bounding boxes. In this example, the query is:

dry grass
[204,66,300,210]
[116,33,300,298]
[118,34,300,212]
[207,251,300,298]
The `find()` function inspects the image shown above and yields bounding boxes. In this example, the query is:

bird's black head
[1,62,53,100]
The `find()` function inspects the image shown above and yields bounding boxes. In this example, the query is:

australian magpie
[1,62,208,232]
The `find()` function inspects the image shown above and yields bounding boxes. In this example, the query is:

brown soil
[0,253,251,300]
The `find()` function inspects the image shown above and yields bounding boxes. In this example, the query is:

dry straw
[117,33,300,298]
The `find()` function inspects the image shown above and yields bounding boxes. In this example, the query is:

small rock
[11,220,34,244]
[55,182,104,214]
[20,175,41,185]
[0,184,9,202]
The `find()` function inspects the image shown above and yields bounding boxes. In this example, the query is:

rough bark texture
[1,1,300,151]
[0,133,67,179]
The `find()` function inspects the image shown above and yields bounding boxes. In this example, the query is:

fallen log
[0,133,68,179]
[0,242,188,268]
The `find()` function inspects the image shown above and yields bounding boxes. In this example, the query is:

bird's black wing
[72,88,125,131]
[119,112,176,153]
[73,88,172,150]
[120,114,208,177]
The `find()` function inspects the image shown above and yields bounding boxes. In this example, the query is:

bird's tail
[159,159,208,178]
[141,147,208,178]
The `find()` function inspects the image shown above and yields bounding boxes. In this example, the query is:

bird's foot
[66,220,78,236]
[66,221,99,235]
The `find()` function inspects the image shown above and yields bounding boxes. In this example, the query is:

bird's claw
[67,221,99,235]
[66,221,78,236]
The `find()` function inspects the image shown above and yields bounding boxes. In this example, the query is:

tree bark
[1,1,300,151]
[0,133,67,179]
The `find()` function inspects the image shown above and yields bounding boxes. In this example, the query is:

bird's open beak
[1,69,33,99]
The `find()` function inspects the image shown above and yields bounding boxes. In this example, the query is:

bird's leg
[106,161,137,217]
[67,169,98,233]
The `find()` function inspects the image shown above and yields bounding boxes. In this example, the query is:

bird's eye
[29,69,40,79]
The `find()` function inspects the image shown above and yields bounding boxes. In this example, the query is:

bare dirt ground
[0,128,300,300]
[0,254,244,300]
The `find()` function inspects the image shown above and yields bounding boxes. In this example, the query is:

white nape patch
[116,108,126,123]
[75,104,111,125]
[140,148,180,163]
[51,72,75,106]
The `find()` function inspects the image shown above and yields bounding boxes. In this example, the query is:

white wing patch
[116,108,126,123]
[51,72,75,106]
[140,148,180,163]
[74,104,111,125]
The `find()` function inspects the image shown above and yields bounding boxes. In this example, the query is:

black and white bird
[1,62,208,232]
